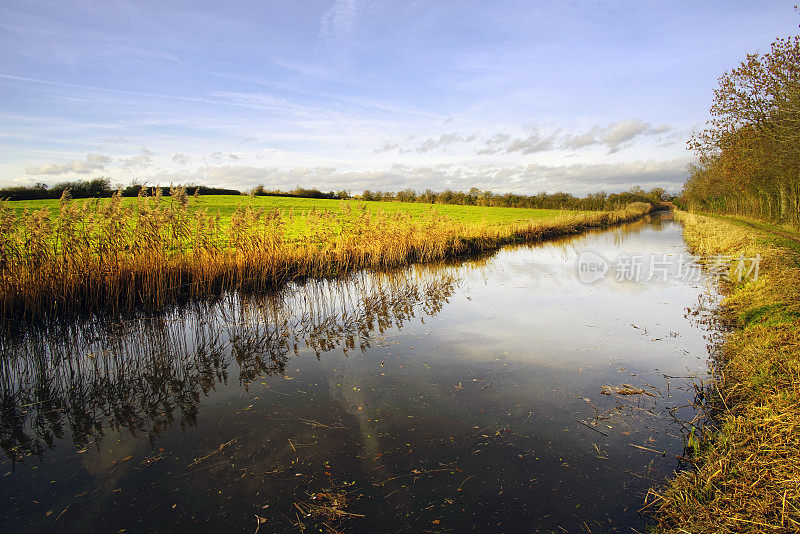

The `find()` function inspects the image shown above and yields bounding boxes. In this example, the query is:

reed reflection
[0,265,460,463]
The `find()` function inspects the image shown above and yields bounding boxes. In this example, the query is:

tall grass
[0,188,651,323]
[651,211,800,532]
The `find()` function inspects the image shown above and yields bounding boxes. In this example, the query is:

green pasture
[5,195,587,228]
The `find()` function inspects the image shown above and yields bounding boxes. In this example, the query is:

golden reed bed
[0,189,651,323]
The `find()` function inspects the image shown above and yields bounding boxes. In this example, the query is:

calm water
[0,213,720,533]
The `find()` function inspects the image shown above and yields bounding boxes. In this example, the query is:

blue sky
[1,1,797,195]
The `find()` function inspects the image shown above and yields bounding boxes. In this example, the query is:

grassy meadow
[7,194,583,232]
[652,211,800,532]
[0,190,650,323]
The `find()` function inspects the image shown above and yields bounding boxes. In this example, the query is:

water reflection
[0,267,459,463]
[0,213,720,533]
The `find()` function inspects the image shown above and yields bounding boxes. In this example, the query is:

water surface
[0,213,719,532]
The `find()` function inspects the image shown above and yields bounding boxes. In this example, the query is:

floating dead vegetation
[601,384,656,397]
[188,437,239,469]
[281,484,364,534]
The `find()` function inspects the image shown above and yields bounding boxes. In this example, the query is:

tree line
[1,178,670,211]
[683,33,800,225]
[0,178,240,200]
[355,186,668,210]
[250,185,670,210]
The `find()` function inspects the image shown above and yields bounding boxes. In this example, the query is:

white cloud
[504,130,557,154]
[562,131,598,149]
[373,141,400,154]
[567,120,674,153]
[86,153,111,163]
[603,119,651,152]
[413,133,465,153]
[476,133,511,155]
[25,153,108,175]
[376,133,478,154]
[172,153,189,165]
[179,158,687,195]
[121,148,154,168]
[211,152,240,160]
[374,120,676,157]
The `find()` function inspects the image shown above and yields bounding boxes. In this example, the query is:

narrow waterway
[0,212,721,532]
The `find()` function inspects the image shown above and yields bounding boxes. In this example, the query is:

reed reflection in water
[0,265,461,463]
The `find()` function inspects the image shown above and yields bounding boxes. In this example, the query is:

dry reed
[0,189,651,323]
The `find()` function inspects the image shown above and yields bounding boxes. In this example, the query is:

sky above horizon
[1,1,798,195]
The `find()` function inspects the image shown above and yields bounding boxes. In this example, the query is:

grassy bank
[0,190,651,323]
[652,211,800,532]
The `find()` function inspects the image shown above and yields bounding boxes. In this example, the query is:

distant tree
[396,189,416,203]
[648,188,667,202]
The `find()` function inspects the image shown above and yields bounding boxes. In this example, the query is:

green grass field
[9,195,587,237]
[7,195,585,227]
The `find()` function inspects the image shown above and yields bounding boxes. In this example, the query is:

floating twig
[188,437,239,468]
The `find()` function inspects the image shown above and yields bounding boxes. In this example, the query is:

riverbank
[0,194,652,323]
[652,211,800,532]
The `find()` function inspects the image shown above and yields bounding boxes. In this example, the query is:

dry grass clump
[652,211,800,532]
[0,189,651,323]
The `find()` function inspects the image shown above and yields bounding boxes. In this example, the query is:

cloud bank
[375,119,675,156]
[25,153,110,175]
[564,119,673,153]
[181,158,686,195]
[121,148,155,168]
